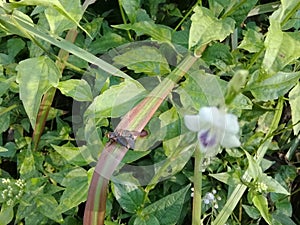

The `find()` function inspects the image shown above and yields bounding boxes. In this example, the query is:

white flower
[184,106,240,157]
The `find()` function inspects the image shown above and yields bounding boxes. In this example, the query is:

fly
[107,129,148,149]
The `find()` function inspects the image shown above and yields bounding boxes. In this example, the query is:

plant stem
[192,144,203,225]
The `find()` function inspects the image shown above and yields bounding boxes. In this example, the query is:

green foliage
[0,0,299,224]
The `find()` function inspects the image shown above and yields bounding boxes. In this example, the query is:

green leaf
[121,0,141,23]
[7,38,25,58]
[45,0,82,35]
[270,0,300,26]
[223,0,258,25]
[247,70,300,101]
[0,205,14,225]
[114,46,171,76]
[19,148,40,179]
[51,144,94,166]
[272,211,297,225]
[88,32,128,55]
[11,0,86,35]
[289,82,300,135]
[0,76,15,98]
[262,19,300,75]
[113,21,172,42]
[16,56,61,128]
[57,168,89,213]
[242,204,260,219]
[122,150,151,163]
[0,10,132,80]
[142,185,190,225]
[112,174,145,213]
[201,42,233,65]
[0,107,10,133]
[252,194,272,224]
[189,6,235,49]
[57,79,93,102]
[209,171,241,186]
[84,79,146,120]
[238,28,264,53]
[225,69,248,105]
[176,71,252,112]
[36,194,63,223]
[133,214,160,225]
[245,151,262,180]
[260,174,289,195]
[271,193,293,217]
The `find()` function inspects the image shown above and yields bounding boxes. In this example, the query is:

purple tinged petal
[199,129,217,147]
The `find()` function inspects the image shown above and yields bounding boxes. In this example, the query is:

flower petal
[184,115,202,132]
[198,129,220,157]
[199,106,225,128]
[224,113,239,134]
[220,132,241,148]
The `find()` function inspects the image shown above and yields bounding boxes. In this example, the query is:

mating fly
[107,130,147,149]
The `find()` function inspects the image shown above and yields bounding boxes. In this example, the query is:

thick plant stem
[192,145,203,225]
[83,53,203,225]
[32,29,78,150]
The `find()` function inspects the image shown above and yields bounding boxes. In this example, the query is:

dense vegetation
[0,0,299,224]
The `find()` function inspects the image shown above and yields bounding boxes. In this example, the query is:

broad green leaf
[114,46,171,76]
[242,204,260,219]
[247,70,300,101]
[238,28,264,53]
[271,0,300,26]
[271,193,292,217]
[24,212,48,225]
[245,151,262,180]
[252,194,272,224]
[209,171,241,186]
[45,0,82,35]
[158,134,195,179]
[84,79,146,120]
[112,174,145,213]
[289,82,300,134]
[225,70,248,105]
[142,185,190,225]
[201,42,233,65]
[51,144,95,166]
[147,0,166,19]
[57,168,88,213]
[0,205,13,225]
[7,38,25,57]
[36,194,63,223]
[122,150,151,163]
[88,32,128,55]
[260,174,289,195]
[0,10,132,80]
[133,214,160,225]
[176,71,252,112]
[121,0,141,23]
[113,21,172,42]
[16,56,61,128]
[189,6,235,49]
[262,19,300,75]
[19,148,40,179]
[272,211,297,225]
[10,0,86,35]
[223,0,258,25]
[57,79,93,102]
[0,107,10,133]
